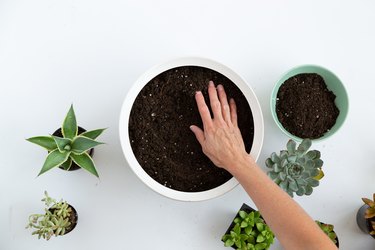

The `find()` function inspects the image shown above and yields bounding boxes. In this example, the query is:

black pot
[356,204,375,239]
[52,126,94,171]
[49,204,78,235]
[317,221,339,248]
[222,203,257,249]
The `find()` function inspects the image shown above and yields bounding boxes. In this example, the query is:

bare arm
[190,81,337,250]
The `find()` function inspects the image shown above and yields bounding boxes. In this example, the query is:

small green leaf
[256,234,265,243]
[62,105,77,139]
[241,221,248,228]
[60,158,72,170]
[80,128,106,140]
[239,211,247,219]
[225,239,234,247]
[38,149,70,176]
[70,152,99,177]
[52,136,72,153]
[26,136,57,151]
[256,223,264,232]
[71,136,104,155]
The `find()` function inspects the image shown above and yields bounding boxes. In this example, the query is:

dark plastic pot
[223,203,256,238]
[317,221,339,248]
[52,126,94,171]
[49,204,78,235]
[356,204,375,239]
[222,203,261,249]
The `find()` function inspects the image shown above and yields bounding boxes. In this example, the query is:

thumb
[189,125,205,145]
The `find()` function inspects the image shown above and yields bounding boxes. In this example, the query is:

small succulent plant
[362,193,375,235]
[26,191,77,240]
[265,139,324,197]
[27,105,105,177]
[315,221,337,245]
[222,210,274,250]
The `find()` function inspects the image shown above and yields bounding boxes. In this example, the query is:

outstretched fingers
[195,91,213,129]
[217,84,231,124]
[208,81,223,121]
[229,98,238,127]
[189,125,205,145]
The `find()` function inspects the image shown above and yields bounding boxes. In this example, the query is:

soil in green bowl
[129,66,254,192]
[276,73,339,139]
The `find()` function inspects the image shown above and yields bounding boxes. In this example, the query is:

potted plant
[27,105,105,177]
[221,203,275,250]
[265,139,324,197]
[119,57,264,201]
[270,65,349,142]
[315,221,339,247]
[26,191,78,240]
[356,193,375,239]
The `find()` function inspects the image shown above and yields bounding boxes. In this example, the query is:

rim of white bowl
[119,57,264,201]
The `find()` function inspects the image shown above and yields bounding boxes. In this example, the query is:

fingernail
[196,91,202,95]
[217,84,223,90]
[209,81,214,87]
[189,125,194,131]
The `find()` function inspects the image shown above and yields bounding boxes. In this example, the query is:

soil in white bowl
[129,66,254,192]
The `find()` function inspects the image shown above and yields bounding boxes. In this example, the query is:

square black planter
[223,203,256,238]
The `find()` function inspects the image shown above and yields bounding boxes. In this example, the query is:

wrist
[227,153,256,177]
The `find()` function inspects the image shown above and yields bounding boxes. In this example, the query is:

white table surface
[1,0,375,249]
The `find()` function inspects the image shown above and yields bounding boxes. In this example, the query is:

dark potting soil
[129,66,254,192]
[276,73,339,139]
[53,127,94,171]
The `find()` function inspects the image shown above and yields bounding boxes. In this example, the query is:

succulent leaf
[71,136,104,155]
[265,158,273,168]
[286,140,296,154]
[270,153,280,164]
[62,105,77,139]
[52,136,72,153]
[80,128,106,140]
[297,139,312,153]
[38,150,70,176]
[26,136,57,151]
[60,158,72,170]
[70,152,99,177]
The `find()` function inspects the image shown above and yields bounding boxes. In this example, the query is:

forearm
[230,155,337,250]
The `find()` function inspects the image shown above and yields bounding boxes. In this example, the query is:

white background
[1,0,375,249]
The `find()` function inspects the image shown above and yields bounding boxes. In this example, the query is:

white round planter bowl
[119,57,264,201]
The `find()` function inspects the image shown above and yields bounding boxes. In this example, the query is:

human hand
[190,81,251,174]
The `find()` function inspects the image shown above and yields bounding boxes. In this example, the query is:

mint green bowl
[270,65,349,142]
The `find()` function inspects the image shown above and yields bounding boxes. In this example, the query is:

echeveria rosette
[222,211,274,250]
[27,105,105,177]
[265,139,324,197]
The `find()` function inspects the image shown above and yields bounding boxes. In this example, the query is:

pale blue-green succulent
[27,105,105,177]
[265,139,324,197]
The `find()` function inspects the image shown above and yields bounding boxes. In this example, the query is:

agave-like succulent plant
[27,105,105,177]
[265,139,324,197]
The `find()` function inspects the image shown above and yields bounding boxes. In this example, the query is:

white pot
[119,57,264,201]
